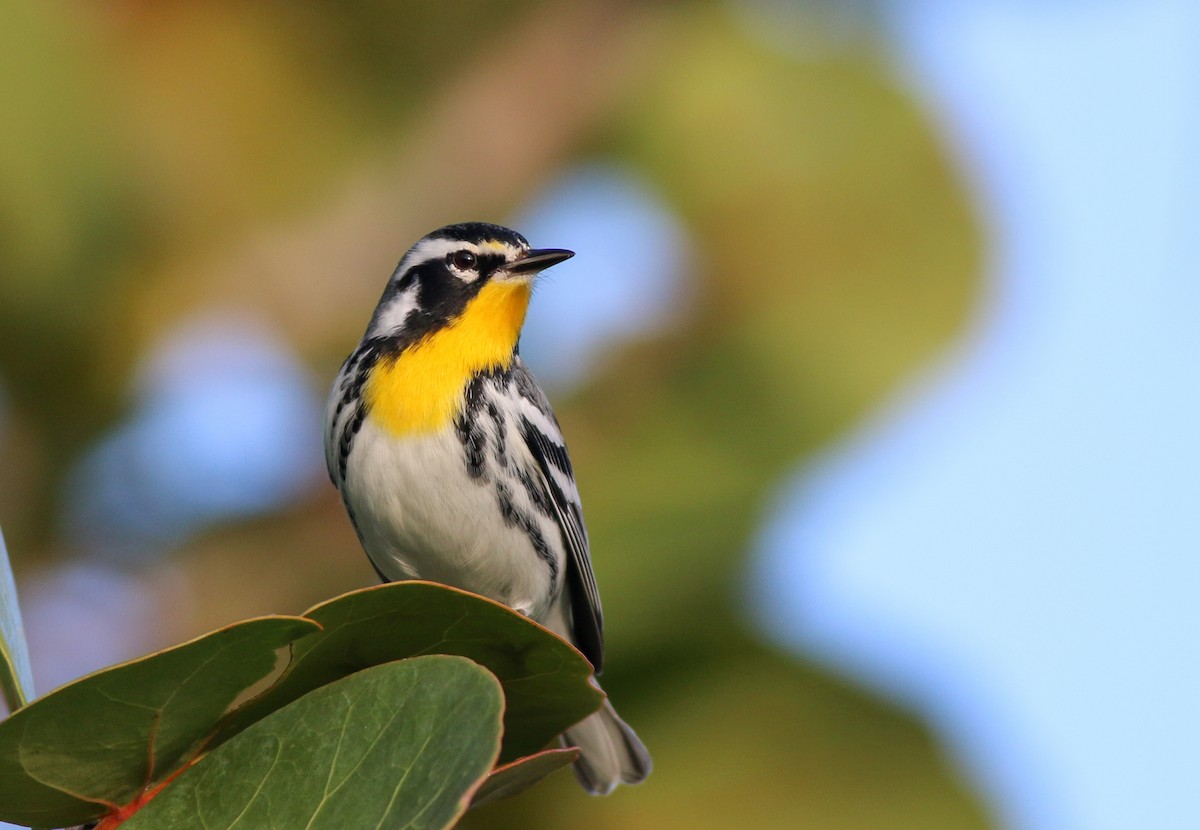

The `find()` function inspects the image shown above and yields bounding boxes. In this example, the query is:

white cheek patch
[367,283,419,338]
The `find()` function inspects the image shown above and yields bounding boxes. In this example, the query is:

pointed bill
[503,247,575,275]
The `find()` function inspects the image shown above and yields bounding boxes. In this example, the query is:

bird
[324,221,651,794]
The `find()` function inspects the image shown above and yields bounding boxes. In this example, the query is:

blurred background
[1,1,1196,828]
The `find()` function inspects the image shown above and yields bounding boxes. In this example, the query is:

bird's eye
[448,250,477,271]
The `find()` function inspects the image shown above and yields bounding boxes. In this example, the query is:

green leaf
[124,655,504,830]
[0,526,34,711]
[0,615,319,828]
[223,581,603,762]
[470,747,580,808]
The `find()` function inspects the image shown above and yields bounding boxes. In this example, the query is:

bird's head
[366,222,574,341]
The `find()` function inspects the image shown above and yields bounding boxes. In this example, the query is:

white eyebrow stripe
[367,282,419,338]
[395,238,472,273]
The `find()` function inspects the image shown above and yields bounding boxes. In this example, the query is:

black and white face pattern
[365,223,531,341]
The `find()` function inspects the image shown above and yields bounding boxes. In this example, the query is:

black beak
[506,247,575,275]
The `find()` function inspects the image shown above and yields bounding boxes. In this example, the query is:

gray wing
[509,359,605,672]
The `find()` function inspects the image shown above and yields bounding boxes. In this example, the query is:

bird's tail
[564,697,652,795]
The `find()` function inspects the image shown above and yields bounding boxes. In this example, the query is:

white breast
[341,416,561,618]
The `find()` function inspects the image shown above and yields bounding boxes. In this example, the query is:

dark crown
[427,222,530,249]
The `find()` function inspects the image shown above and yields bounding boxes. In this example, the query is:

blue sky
[753,2,1200,828]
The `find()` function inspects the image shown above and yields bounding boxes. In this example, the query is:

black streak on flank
[330,345,379,485]
[517,465,554,518]
[487,401,507,469]
[329,350,365,442]
[496,480,558,583]
[455,374,489,480]
[337,405,365,483]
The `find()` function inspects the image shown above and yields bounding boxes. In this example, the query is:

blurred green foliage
[0,1,988,828]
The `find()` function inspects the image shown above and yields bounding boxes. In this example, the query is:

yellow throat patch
[364,279,532,436]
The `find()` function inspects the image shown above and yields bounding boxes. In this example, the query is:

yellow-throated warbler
[324,222,651,794]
